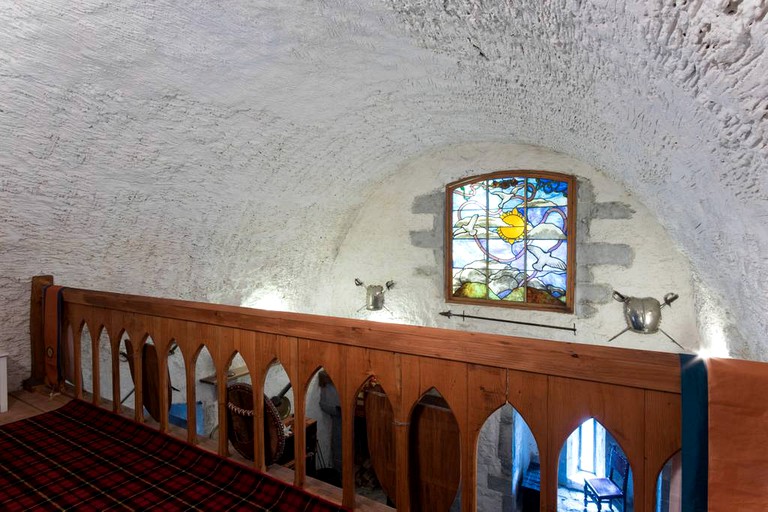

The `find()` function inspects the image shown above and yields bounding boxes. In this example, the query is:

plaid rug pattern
[0,400,347,511]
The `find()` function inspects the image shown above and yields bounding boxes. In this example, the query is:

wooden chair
[583,446,629,512]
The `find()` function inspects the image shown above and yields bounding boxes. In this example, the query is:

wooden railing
[29,276,681,511]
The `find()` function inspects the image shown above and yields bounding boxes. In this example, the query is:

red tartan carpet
[0,400,347,511]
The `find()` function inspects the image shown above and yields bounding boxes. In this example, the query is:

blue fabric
[680,353,707,512]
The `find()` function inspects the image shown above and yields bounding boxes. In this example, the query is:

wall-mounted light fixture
[355,278,395,311]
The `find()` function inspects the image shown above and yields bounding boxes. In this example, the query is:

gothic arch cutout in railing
[557,417,634,512]
[30,276,682,511]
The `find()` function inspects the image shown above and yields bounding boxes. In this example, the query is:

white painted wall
[328,143,703,353]
[1,0,765,393]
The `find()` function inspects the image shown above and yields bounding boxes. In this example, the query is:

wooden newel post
[24,275,54,390]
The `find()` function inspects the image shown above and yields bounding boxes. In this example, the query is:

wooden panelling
[405,356,467,512]
[213,328,235,457]
[547,376,646,512]
[266,335,303,485]
[183,349,198,445]
[409,399,461,511]
[339,347,395,509]
[298,339,346,496]
[508,369,549,507]
[110,324,121,414]
[90,321,101,407]
[358,348,402,507]
[395,354,416,512]
[229,330,261,469]
[465,364,507,511]
[151,317,173,433]
[26,275,53,388]
[72,317,83,400]
[644,391,682,512]
[61,287,680,392]
[33,278,684,511]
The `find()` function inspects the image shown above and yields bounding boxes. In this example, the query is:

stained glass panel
[447,172,574,311]
[452,239,487,268]
[526,207,567,239]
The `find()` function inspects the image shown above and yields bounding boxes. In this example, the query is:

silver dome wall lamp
[355,278,395,311]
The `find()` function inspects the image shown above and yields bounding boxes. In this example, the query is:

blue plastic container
[169,401,205,435]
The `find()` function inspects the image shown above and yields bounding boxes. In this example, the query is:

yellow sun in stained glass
[497,209,526,243]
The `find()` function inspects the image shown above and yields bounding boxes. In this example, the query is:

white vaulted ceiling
[1,1,766,387]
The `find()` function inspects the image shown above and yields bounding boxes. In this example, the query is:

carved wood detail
[33,280,681,511]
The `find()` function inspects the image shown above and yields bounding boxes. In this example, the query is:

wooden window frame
[444,170,577,313]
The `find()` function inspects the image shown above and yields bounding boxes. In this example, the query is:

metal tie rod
[439,310,576,334]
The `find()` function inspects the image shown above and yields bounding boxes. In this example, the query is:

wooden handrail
[32,277,682,511]
[60,286,680,393]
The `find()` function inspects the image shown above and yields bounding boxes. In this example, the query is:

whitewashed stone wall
[2,0,765,393]
[475,404,539,511]
[328,143,703,353]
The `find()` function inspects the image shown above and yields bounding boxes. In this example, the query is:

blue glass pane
[453,188,487,215]
[525,240,567,274]
[526,207,567,239]
[525,240,567,303]
[452,212,486,239]
[530,178,569,205]
[452,238,488,268]
[486,239,526,270]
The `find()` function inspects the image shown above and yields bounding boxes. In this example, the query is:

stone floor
[558,486,619,512]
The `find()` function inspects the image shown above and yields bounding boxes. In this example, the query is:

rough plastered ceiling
[1,0,767,387]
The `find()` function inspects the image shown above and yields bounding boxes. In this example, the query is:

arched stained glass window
[445,171,576,312]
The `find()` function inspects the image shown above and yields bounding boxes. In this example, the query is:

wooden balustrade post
[73,327,83,399]
[92,327,101,406]
[158,348,170,433]
[253,382,266,471]
[185,357,198,444]
[393,421,411,512]
[44,283,683,511]
[24,275,53,390]
[111,338,121,413]
[461,427,477,511]
[134,341,144,423]
[293,376,307,488]
[217,366,229,457]
[341,391,355,509]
